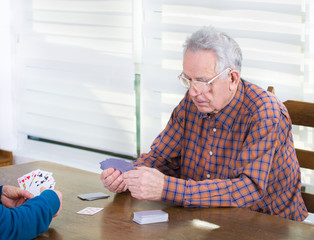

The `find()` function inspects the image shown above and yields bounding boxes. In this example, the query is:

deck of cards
[17,169,56,196]
[77,192,110,201]
[133,210,169,224]
[100,158,134,173]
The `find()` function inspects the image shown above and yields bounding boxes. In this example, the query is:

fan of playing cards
[17,169,56,196]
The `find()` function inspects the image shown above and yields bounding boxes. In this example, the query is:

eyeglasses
[178,68,231,93]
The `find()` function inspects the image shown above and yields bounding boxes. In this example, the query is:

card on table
[133,210,169,224]
[77,207,104,215]
[99,158,134,173]
[17,169,55,196]
[77,192,110,201]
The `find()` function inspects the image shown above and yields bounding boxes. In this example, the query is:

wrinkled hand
[123,167,165,201]
[100,168,127,193]
[1,185,34,208]
[40,187,63,217]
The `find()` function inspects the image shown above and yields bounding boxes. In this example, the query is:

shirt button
[209,151,213,155]
[206,174,210,179]
[213,128,216,132]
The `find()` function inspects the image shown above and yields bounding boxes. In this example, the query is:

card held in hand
[99,158,134,173]
[17,169,55,196]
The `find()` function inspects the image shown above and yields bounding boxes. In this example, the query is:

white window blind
[10,0,314,159]
[304,0,314,102]
[12,0,137,157]
[294,0,314,154]
[141,0,310,153]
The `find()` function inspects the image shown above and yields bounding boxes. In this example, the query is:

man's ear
[229,70,240,91]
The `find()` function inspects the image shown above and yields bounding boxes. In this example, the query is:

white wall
[0,0,16,151]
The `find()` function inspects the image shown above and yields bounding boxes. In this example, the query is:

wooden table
[1,161,313,240]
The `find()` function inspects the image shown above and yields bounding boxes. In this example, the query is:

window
[12,0,137,157]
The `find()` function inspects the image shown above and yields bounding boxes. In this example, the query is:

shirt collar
[210,80,245,130]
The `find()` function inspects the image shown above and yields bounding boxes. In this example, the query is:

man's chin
[196,106,213,114]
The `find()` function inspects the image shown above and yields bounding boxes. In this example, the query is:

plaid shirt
[134,79,308,221]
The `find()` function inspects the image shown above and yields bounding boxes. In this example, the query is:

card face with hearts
[77,207,104,215]
[17,169,56,196]
[17,175,27,190]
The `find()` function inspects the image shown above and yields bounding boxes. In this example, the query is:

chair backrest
[267,86,314,213]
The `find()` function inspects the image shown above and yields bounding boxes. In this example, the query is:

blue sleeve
[0,189,60,240]
[0,185,3,204]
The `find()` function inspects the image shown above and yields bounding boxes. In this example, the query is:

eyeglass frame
[178,68,231,91]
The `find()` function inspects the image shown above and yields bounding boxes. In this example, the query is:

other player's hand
[1,185,34,208]
[40,187,63,217]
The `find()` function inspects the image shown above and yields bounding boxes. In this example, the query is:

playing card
[17,175,27,190]
[24,174,32,188]
[99,158,134,173]
[77,207,104,215]
[28,169,41,189]
[17,169,56,196]
[29,170,55,196]
[77,192,110,201]
[17,171,34,190]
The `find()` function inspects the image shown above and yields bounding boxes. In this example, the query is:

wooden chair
[267,86,314,214]
[0,150,13,167]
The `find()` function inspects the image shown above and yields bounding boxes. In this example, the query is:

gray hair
[183,26,242,76]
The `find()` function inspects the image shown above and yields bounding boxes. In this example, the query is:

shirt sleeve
[0,189,60,240]
[134,97,186,178]
[162,117,280,207]
[0,185,3,204]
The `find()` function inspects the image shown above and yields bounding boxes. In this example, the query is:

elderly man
[101,26,308,221]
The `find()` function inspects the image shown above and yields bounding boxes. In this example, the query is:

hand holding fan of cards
[17,169,56,196]
[17,159,132,197]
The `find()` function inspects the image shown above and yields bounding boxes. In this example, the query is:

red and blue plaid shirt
[134,79,308,221]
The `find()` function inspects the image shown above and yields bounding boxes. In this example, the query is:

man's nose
[188,82,201,96]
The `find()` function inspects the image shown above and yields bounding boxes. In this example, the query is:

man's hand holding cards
[17,169,56,196]
[99,158,134,193]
